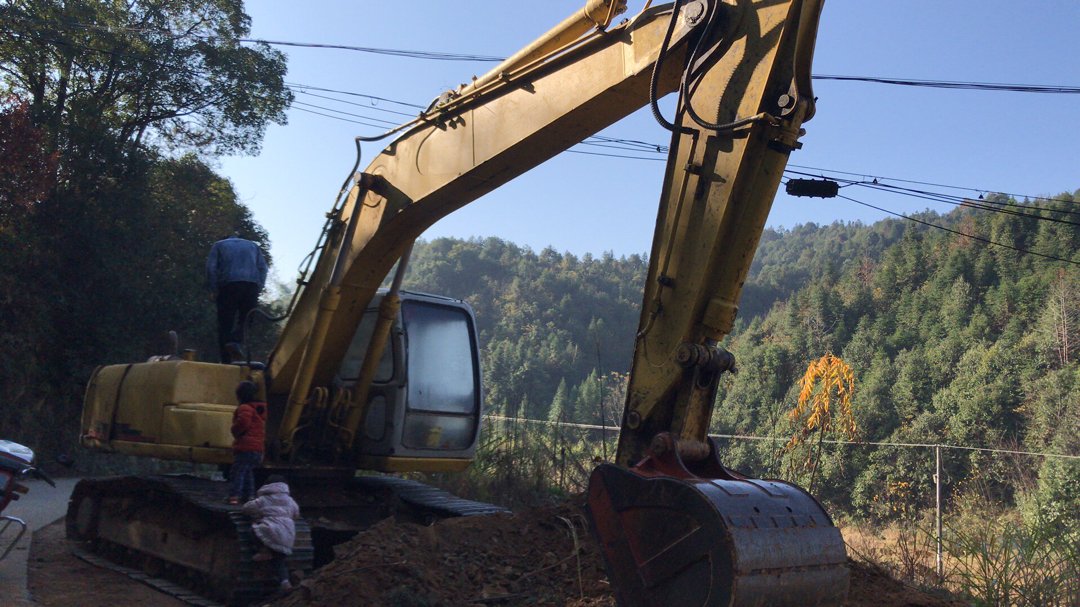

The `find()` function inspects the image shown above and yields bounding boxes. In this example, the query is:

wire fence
[480,414,1079,579]
[484,414,1080,462]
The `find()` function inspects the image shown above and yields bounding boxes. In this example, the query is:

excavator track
[66,475,314,606]
[71,546,226,607]
[350,475,509,519]
[288,474,509,566]
[67,474,506,604]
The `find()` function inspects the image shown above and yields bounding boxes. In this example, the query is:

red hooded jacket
[231,401,267,453]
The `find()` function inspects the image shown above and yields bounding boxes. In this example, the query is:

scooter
[0,440,54,560]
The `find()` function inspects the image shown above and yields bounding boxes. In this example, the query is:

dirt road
[28,520,186,607]
[3,476,183,607]
[0,478,81,606]
[24,492,967,607]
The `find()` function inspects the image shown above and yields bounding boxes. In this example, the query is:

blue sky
[219,1,1080,285]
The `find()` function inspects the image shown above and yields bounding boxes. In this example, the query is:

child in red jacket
[227,380,266,505]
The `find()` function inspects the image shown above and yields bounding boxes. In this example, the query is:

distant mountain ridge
[402,190,1079,519]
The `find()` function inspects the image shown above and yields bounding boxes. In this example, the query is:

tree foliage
[403,238,647,424]
[711,197,1080,519]
[0,0,282,465]
[0,0,292,158]
[783,353,857,491]
[0,97,57,221]
[403,192,1078,523]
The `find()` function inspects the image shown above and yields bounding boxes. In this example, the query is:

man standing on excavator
[206,231,268,363]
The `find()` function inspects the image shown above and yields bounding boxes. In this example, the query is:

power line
[285,82,426,109]
[857,180,1080,216]
[8,11,1078,239]
[788,163,1078,207]
[281,80,1080,235]
[0,12,504,62]
[3,23,399,135]
[785,169,1080,224]
[239,39,1080,95]
[813,74,1080,95]
[291,105,373,125]
[291,90,419,118]
[590,134,668,153]
[852,182,1080,226]
[274,88,663,160]
[240,38,503,62]
[708,434,1080,461]
[570,149,660,160]
[9,13,1080,96]
[0,23,400,132]
[553,150,1080,230]
[837,194,1080,267]
[290,99,399,127]
[0,24,414,138]
[569,153,1080,238]
[266,86,1075,222]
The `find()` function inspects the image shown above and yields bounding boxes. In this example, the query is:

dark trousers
[229,450,261,500]
[216,281,260,363]
[271,550,289,584]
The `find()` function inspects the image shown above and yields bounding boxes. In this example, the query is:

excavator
[67,0,847,605]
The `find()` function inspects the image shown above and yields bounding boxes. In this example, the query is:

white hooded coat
[241,481,300,555]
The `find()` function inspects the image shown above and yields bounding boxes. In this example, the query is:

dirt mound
[846,559,967,607]
[272,494,965,607]
[274,495,608,607]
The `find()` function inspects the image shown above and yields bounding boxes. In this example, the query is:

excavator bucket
[587,435,848,607]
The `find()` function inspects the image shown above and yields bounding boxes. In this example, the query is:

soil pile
[846,559,968,607]
[272,495,966,607]
[275,495,609,607]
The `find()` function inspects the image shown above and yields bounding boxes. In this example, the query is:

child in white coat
[242,474,300,592]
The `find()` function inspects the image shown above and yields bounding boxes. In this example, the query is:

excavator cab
[318,290,483,472]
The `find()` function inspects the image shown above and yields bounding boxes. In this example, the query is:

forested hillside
[401,194,1080,524]
[0,0,291,459]
[716,199,1079,524]
[404,238,647,424]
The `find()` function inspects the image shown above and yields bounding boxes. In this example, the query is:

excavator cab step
[587,435,849,607]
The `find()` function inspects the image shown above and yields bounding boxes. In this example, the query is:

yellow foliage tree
[784,353,857,491]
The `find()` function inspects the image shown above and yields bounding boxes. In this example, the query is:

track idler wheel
[586,434,849,607]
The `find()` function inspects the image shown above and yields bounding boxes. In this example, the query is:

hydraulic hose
[648,0,694,134]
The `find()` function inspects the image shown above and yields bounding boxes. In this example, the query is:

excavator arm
[269,0,695,405]
[270,0,823,461]
[264,3,845,605]
[615,0,820,465]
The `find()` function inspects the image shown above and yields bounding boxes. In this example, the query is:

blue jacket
[206,236,268,290]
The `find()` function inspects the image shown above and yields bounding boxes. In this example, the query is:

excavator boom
[269,2,846,603]
[269,0,700,419]
[73,2,845,605]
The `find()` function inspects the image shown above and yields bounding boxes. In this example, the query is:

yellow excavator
[68,1,847,605]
